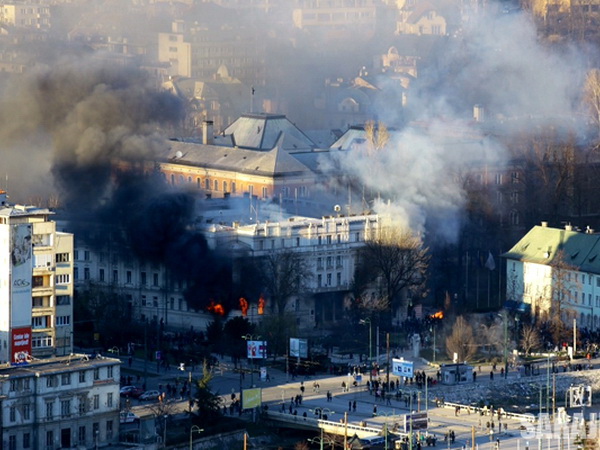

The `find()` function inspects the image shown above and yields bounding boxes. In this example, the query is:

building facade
[0,3,51,30]
[0,193,74,364]
[0,354,121,450]
[503,223,600,329]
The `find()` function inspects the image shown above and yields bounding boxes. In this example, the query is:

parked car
[139,390,161,401]
[120,386,144,398]
[119,411,139,424]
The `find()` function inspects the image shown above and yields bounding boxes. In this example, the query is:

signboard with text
[11,326,31,364]
[392,358,414,378]
[242,387,262,409]
[290,338,308,358]
[10,224,32,328]
[247,340,267,359]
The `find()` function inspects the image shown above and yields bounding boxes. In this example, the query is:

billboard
[10,224,32,328]
[11,326,31,364]
[247,340,267,359]
[242,388,262,409]
[290,338,308,358]
[392,358,414,378]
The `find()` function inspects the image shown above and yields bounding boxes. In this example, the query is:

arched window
[223,181,228,193]
[205,179,210,190]
[214,180,219,191]
[231,182,236,193]
[197,178,201,188]
[170,174,175,185]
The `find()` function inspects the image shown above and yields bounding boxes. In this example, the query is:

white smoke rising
[323,9,588,243]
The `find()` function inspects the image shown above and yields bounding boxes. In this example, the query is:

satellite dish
[175,150,183,159]
[334,205,341,212]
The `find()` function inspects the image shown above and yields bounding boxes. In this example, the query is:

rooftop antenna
[250,86,255,113]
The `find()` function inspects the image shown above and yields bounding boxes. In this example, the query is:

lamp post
[378,411,397,450]
[309,408,335,450]
[498,313,508,379]
[360,318,372,380]
[430,326,436,363]
[189,425,203,450]
[163,415,168,448]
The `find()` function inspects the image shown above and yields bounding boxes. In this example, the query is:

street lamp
[498,313,508,379]
[359,318,372,379]
[309,407,335,450]
[163,415,168,448]
[378,411,398,450]
[189,425,203,450]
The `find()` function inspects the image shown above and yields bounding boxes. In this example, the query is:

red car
[119,386,144,398]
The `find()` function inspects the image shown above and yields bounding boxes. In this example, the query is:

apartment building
[291,0,378,33]
[0,2,50,29]
[0,192,74,363]
[0,354,120,450]
[503,223,600,329]
[158,20,267,86]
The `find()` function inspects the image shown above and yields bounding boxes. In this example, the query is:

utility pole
[386,333,390,386]
[344,412,348,449]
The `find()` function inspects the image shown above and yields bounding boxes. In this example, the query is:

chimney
[541,221,548,227]
[473,104,485,122]
[202,120,214,145]
[565,224,573,231]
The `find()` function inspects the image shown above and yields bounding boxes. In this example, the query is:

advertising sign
[290,338,308,358]
[403,412,428,432]
[247,340,267,359]
[392,358,414,378]
[242,388,262,409]
[10,224,32,327]
[11,326,31,364]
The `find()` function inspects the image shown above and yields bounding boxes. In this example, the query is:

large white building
[0,192,74,363]
[0,353,121,450]
[0,2,50,29]
[503,222,600,329]
[72,209,382,331]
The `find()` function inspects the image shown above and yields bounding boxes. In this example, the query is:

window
[107,366,113,379]
[106,420,114,439]
[32,276,44,287]
[223,181,228,192]
[79,371,86,383]
[99,268,105,282]
[61,399,71,418]
[56,315,70,326]
[317,274,322,287]
[262,187,268,198]
[326,257,332,269]
[78,426,86,446]
[84,267,90,280]
[112,270,118,283]
[205,179,210,190]
[46,401,54,419]
[61,372,71,385]
[107,392,113,408]
[84,251,90,261]
[33,316,49,329]
[318,236,322,245]
[93,423,99,442]
[214,180,219,191]
[153,296,158,307]
[23,378,30,390]
[55,274,70,284]
[153,273,159,286]
[33,336,52,348]
[23,432,30,448]
[78,395,86,414]
[336,255,342,268]
[9,435,16,450]
[9,379,20,391]
[141,272,147,285]
[337,272,342,285]
[74,267,78,280]
[296,237,300,247]
[46,430,54,450]
[327,235,332,244]
[93,368,99,381]
[23,403,30,420]
[46,376,56,388]
[9,405,16,421]
[93,394,100,410]
[141,295,147,306]
[56,295,70,305]
[231,182,236,193]
[126,271,132,284]
[326,273,332,286]
[56,253,70,263]
[495,173,503,184]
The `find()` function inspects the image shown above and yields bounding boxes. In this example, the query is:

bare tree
[259,249,312,317]
[354,226,429,319]
[477,319,504,357]
[446,316,476,362]
[547,250,580,344]
[520,324,542,355]
[584,69,600,139]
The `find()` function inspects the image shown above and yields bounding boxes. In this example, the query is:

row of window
[32,295,70,308]
[256,232,361,250]
[317,272,343,287]
[32,315,70,329]
[316,255,344,270]
[7,421,113,450]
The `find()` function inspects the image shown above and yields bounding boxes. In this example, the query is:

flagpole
[498,248,502,308]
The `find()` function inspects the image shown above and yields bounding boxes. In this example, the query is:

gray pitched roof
[218,113,316,152]
[162,134,311,177]
[503,225,600,274]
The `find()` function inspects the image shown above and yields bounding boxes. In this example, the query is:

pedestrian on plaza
[373,405,377,417]
[349,401,352,411]
[341,381,347,392]
[490,371,494,380]
[353,400,357,412]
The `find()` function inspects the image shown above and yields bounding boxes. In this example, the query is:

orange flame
[207,300,225,316]
[257,295,266,315]
[239,297,249,316]
[430,311,444,319]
